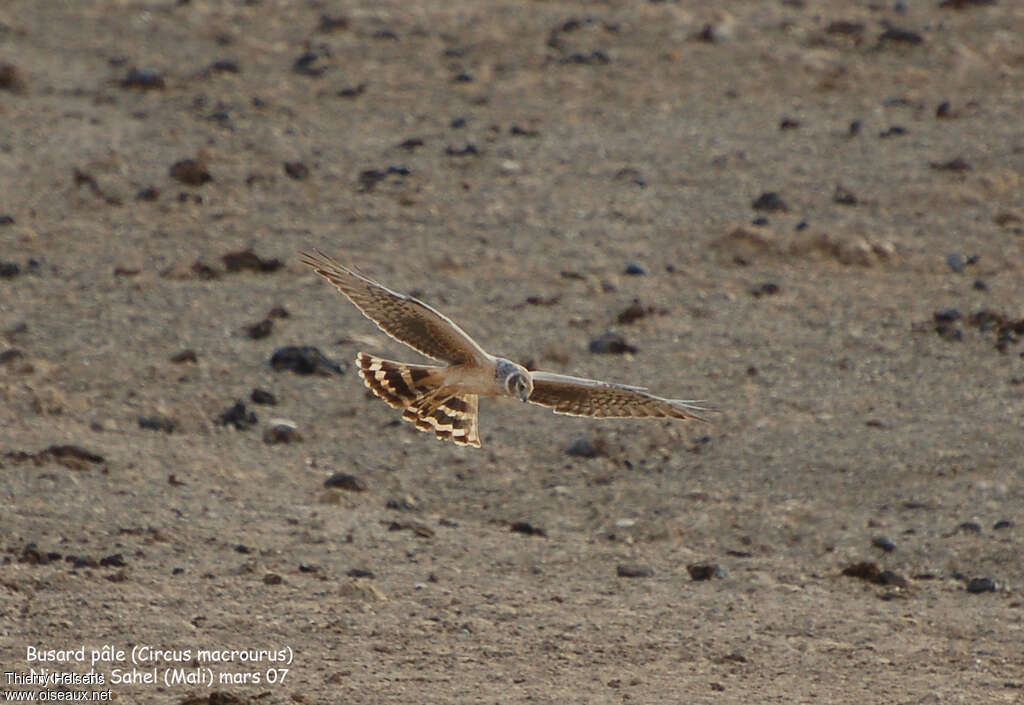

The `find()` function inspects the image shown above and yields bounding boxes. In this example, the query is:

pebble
[872,536,896,552]
[216,401,258,431]
[245,319,273,339]
[222,249,283,273]
[617,564,654,578]
[588,331,637,355]
[263,422,302,444]
[510,521,547,537]
[566,436,603,458]
[250,388,277,405]
[624,262,647,275]
[138,414,176,433]
[687,563,727,581]
[169,158,212,186]
[751,192,788,212]
[324,472,368,492]
[270,346,343,375]
[965,577,996,594]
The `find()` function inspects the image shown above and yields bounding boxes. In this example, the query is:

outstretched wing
[301,250,491,366]
[528,371,709,421]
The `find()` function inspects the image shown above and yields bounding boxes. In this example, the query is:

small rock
[878,27,924,45]
[749,282,779,298]
[751,192,788,212]
[965,577,996,593]
[0,63,28,93]
[170,349,198,364]
[617,564,654,578]
[100,553,126,567]
[616,300,653,325]
[222,249,283,273]
[169,158,211,186]
[293,50,329,76]
[624,262,647,275]
[324,472,367,492]
[346,568,375,578]
[216,401,257,431]
[138,415,176,433]
[687,563,727,581]
[270,346,343,375]
[833,185,857,205]
[263,421,302,444]
[993,519,1014,530]
[946,253,966,273]
[930,157,972,172]
[250,388,277,405]
[120,67,165,90]
[589,331,637,355]
[957,521,982,534]
[0,262,21,278]
[566,436,604,458]
[246,319,273,339]
[263,573,283,585]
[872,536,896,552]
[510,521,547,537]
[284,161,309,180]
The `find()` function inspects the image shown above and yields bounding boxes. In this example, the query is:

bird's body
[301,249,708,447]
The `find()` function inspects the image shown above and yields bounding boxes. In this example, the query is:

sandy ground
[2,1,1023,703]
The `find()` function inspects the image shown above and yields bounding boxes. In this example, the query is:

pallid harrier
[301,250,708,448]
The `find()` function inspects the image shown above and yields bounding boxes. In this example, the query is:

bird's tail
[356,353,480,447]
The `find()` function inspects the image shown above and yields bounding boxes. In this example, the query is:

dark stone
[138,415,176,433]
[100,553,125,567]
[878,27,924,44]
[751,192,788,212]
[946,253,965,273]
[687,563,727,581]
[965,577,996,593]
[624,262,647,275]
[510,521,547,537]
[263,424,302,444]
[136,186,159,201]
[879,126,907,138]
[617,564,654,578]
[246,319,273,339]
[750,282,779,298]
[120,67,165,90]
[0,262,20,278]
[216,401,257,431]
[346,568,375,578]
[872,536,896,552]
[169,158,212,186]
[588,331,637,355]
[324,472,367,492]
[338,83,366,98]
[833,185,857,205]
[170,349,198,364]
[222,249,283,273]
[270,346,343,375]
[993,519,1014,530]
[930,157,972,172]
[0,214,15,225]
[566,436,603,458]
[293,51,328,76]
[263,573,283,585]
[250,388,277,405]
[284,161,310,180]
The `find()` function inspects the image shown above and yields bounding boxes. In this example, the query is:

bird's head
[497,359,533,402]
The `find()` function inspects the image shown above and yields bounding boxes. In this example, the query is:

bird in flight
[300,250,709,448]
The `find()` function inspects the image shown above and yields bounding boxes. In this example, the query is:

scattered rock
[170,349,198,364]
[245,319,273,339]
[293,50,329,77]
[338,83,367,98]
[841,561,908,587]
[930,156,972,172]
[624,262,647,275]
[445,143,479,157]
[216,401,258,431]
[0,63,27,93]
[946,253,966,273]
[0,262,20,278]
[3,445,105,471]
[263,573,283,585]
[324,472,368,492]
[993,519,1014,530]
[169,158,211,186]
[833,184,857,205]
[270,346,343,375]
[318,14,349,32]
[965,577,996,593]
[100,553,126,568]
[283,161,310,180]
[388,520,434,538]
[20,543,62,565]
[346,568,374,578]
[687,563,727,581]
[872,536,896,552]
[616,300,658,325]
[751,192,788,212]
[510,521,547,537]
[138,414,176,433]
[566,436,605,458]
[957,521,982,534]
[939,0,996,8]
[263,421,302,444]
[250,389,277,405]
[589,331,637,355]
[222,249,283,273]
[120,67,165,90]
[879,125,907,138]
[749,282,779,298]
[878,27,924,45]
[617,564,654,578]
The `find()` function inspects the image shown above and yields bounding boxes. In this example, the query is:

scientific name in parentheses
[5,670,106,686]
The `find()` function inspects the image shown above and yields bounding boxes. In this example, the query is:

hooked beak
[518,388,530,403]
